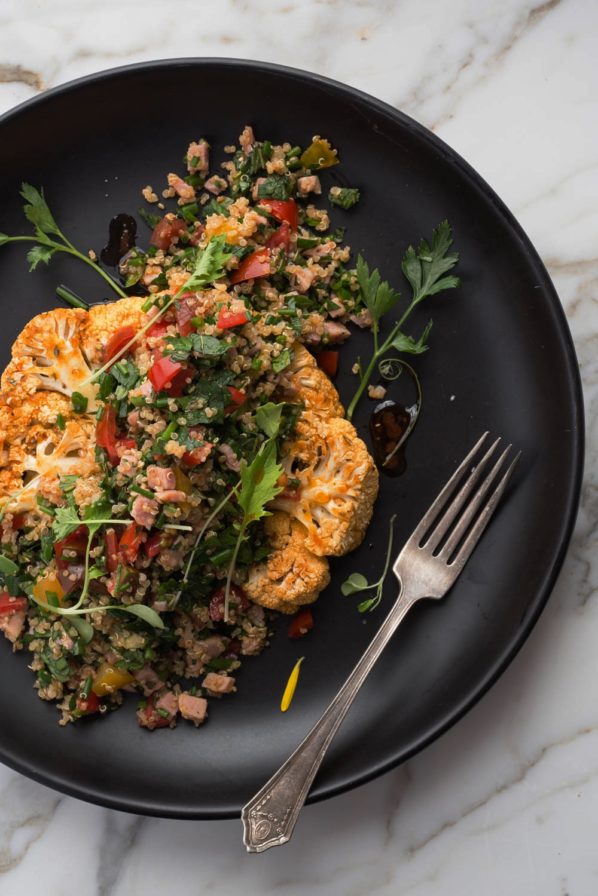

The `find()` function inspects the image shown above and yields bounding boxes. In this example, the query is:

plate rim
[0,57,585,819]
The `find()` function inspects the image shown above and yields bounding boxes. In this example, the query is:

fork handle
[241,587,415,852]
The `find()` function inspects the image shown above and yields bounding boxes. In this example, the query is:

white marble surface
[0,0,597,892]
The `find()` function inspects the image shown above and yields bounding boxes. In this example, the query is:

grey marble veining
[0,0,596,893]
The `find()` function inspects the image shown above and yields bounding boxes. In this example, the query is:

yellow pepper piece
[280,656,304,712]
[174,467,192,494]
[299,138,339,171]
[32,573,65,607]
[92,662,135,697]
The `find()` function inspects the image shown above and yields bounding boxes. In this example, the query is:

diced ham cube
[0,610,26,643]
[292,266,314,293]
[239,125,255,155]
[217,444,240,472]
[147,465,176,491]
[204,175,227,195]
[179,692,208,726]
[133,664,162,696]
[202,672,236,696]
[137,690,178,730]
[155,489,188,504]
[297,175,322,196]
[187,139,209,174]
[131,495,159,529]
[323,321,350,343]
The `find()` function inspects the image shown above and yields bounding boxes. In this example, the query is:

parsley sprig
[341,514,397,612]
[223,438,283,621]
[346,221,459,421]
[0,184,127,297]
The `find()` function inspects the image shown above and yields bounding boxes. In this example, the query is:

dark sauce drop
[369,400,413,477]
[100,213,137,266]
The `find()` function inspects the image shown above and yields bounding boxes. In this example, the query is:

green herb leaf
[71,391,88,413]
[271,348,292,373]
[0,554,19,575]
[344,515,397,613]
[356,256,401,325]
[255,402,285,439]
[237,440,284,524]
[26,244,55,270]
[166,333,228,361]
[389,321,433,355]
[69,615,94,644]
[20,183,61,237]
[52,506,83,541]
[118,604,165,629]
[401,220,460,306]
[138,207,162,230]
[256,175,293,200]
[179,235,231,294]
[340,572,370,596]
[328,186,360,210]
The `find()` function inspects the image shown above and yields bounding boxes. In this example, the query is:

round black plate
[0,60,583,818]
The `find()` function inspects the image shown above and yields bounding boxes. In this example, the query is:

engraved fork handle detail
[241,587,414,852]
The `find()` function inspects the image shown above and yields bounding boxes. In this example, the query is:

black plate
[0,60,583,818]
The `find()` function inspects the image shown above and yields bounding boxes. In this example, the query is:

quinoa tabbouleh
[0,126,380,728]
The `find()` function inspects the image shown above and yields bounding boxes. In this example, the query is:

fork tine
[423,437,501,552]
[438,444,512,560]
[448,451,521,572]
[403,432,489,553]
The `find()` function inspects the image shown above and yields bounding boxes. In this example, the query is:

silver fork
[241,433,521,853]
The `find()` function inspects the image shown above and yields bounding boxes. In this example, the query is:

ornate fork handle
[241,587,414,852]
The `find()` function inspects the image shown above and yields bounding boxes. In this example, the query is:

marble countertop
[0,0,596,893]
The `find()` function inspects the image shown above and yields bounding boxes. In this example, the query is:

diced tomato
[182,427,213,467]
[217,307,248,329]
[146,320,170,341]
[288,608,314,639]
[96,405,120,466]
[11,513,25,530]
[150,216,187,250]
[104,529,119,574]
[266,221,291,253]
[119,523,143,564]
[0,592,28,616]
[175,293,201,336]
[139,696,171,729]
[76,691,101,715]
[54,525,88,570]
[103,326,137,366]
[116,437,137,455]
[258,198,298,232]
[147,356,189,395]
[208,585,249,622]
[224,386,247,415]
[315,350,339,377]
[229,248,271,284]
[144,530,171,559]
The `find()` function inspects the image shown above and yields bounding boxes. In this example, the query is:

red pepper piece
[288,608,314,639]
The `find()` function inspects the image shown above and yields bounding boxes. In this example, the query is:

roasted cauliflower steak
[244,512,331,614]
[245,342,379,613]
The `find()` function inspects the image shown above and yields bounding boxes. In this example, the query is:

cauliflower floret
[273,412,379,556]
[278,343,344,418]
[0,395,97,513]
[244,512,330,614]
[82,296,146,366]
[2,308,98,410]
